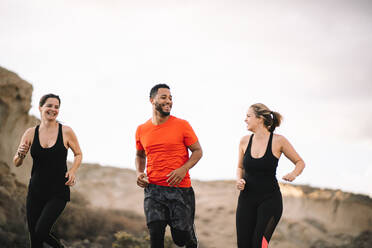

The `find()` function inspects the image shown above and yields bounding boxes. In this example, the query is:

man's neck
[152,111,171,125]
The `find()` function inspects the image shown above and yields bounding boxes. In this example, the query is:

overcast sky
[1,0,371,196]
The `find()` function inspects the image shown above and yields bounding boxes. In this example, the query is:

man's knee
[171,228,190,246]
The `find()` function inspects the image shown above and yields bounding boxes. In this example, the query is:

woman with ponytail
[235,103,305,248]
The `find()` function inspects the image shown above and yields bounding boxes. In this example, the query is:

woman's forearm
[292,160,305,177]
[70,154,82,172]
[237,167,244,180]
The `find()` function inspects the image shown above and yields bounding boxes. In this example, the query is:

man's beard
[155,102,171,116]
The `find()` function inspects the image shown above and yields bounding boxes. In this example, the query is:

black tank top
[29,123,70,201]
[242,132,280,194]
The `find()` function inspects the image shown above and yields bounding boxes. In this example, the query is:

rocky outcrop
[0,67,39,183]
[0,161,29,247]
[280,184,372,238]
[273,184,372,248]
[0,67,38,247]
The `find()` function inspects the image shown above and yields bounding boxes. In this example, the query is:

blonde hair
[250,103,282,132]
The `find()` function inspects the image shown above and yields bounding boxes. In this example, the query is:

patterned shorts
[144,184,195,231]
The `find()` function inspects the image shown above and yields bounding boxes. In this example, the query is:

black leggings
[26,194,66,248]
[236,190,282,248]
[148,221,192,248]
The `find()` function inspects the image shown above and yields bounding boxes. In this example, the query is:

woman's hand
[65,170,76,186]
[14,128,33,167]
[282,172,297,182]
[236,178,246,191]
[17,142,30,158]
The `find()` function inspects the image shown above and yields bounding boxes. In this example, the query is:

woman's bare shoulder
[273,134,291,150]
[62,125,76,135]
[21,127,36,144]
[240,134,252,146]
[273,133,288,142]
[24,127,36,136]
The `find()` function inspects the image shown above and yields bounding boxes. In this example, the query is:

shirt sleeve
[135,126,144,151]
[183,120,198,147]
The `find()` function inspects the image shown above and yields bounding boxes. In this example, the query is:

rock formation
[0,66,38,183]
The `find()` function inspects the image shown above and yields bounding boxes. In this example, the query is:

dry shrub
[52,191,147,245]
[112,231,147,248]
[112,231,175,248]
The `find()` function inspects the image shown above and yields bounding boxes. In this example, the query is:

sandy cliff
[0,67,38,183]
[72,164,372,248]
[0,67,37,246]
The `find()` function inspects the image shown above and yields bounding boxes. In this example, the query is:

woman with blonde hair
[236,103,305,248]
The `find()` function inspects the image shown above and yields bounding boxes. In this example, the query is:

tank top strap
[33,125,40,145]
[245,134,254,155]
[57,123,64,145]
[267,131,274,154]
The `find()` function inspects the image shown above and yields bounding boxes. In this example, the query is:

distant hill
[72,163,372,248]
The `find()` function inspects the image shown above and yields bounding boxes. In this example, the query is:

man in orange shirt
[135,84,203,248]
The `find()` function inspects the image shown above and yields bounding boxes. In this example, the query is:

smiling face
[151,88,172,117]
[39,97,60,121]
[244,107,262,132]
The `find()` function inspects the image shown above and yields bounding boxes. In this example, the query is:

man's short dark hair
[150,84,170,99]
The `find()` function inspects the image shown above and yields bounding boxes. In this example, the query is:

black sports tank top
[29,123,70,201]
[242,132,280,194]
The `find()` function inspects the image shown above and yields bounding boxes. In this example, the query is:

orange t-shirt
[135,115,198,188]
